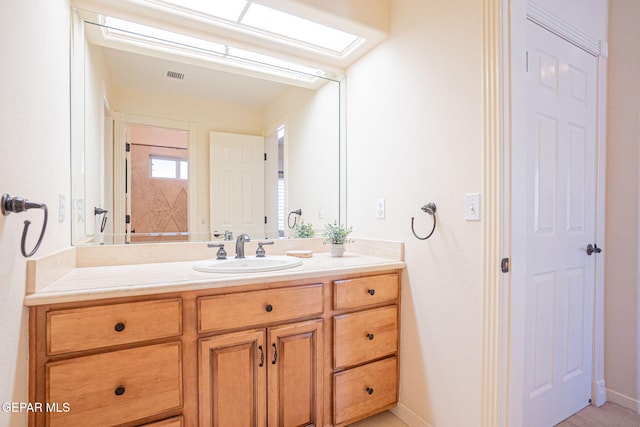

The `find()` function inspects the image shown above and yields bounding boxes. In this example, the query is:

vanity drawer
[334,306,398,369]
[198,284,323,333]
[46,342,182,427]
[138,416,184,427]
[333,357,398,425]
[47,299,182,355]
[334,274,398,310]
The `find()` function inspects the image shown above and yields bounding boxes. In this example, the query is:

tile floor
[349,411,407,426]
[352,402,640,426]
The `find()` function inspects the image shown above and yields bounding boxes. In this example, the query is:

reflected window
[150,156,188,180]
[277,125,285,237]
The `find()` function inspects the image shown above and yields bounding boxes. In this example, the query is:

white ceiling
[102,46,292,109]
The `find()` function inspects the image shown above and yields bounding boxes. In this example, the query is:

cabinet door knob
[265,304,273,312]
[368,289,376,296]
[114,386,126,396]
[114,322,125,332]
[367,333,375,340]
[366,387,374,395]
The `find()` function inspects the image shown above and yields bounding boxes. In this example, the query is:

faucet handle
[256,241,275,258]
[208,243,227,260]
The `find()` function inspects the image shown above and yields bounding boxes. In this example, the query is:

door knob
[586,244,602,256]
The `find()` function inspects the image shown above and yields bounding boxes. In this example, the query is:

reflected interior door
[128,125,189,242]
[210,131,265,237]
[522,21,598,426]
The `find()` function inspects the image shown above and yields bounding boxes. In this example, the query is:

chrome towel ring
[411,202,437,240]
[1,193,48,258]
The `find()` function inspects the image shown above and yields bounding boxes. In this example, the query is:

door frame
[112,113,198,243]
[480,1,608,425]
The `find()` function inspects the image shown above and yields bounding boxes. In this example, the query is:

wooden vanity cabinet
[198,320,322,427]
[31,298,184,427]
[198,329,267,426]
[197,284,324,427]
[330,274,400,426]
[29,270,401,427]
[139,416,184,427]
[46,342,183,426]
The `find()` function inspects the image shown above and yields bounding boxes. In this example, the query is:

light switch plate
[465,193,480,221]
[376,198,385,219]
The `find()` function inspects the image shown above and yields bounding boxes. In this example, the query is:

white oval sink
[193,255,302,273]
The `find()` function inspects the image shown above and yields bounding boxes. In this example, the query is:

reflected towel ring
[411,202,437,240]
[95,207,108,233]
[2,194,49,258]
[287,208,302,229]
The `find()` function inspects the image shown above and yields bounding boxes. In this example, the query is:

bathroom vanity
[25,242,404,427]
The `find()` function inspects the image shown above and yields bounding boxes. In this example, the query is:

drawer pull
[258,345,264,367]
[265,304,273,313]
[367,333,375,341]
[114,322,125,332]
[366,387,374,395]
[368,289,376,296]
[272,343,278,365]
[114,386,126,396]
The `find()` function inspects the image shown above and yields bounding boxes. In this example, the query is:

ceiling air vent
[166,70,185,80]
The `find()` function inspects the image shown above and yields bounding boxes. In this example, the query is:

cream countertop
[24,252,405,306]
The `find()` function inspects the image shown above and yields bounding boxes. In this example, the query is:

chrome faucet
[235,234,251,259]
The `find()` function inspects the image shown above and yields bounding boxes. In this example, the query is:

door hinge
[264,216,268,224]
[125,214,131,224]
[501,257,510,273]
[125,142,131,152]
[525,51,529,72]
[264,153,267,161]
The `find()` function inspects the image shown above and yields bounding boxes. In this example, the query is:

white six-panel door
[523,21,598,426]
[210,131,265,237]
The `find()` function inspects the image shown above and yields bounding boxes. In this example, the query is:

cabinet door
[268,320,323,427]
[199,330,266,427]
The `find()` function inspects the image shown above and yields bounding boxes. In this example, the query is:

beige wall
[0,0,71,425]
[605,0,640,406]
[264,82,341,234]
[346,0,483,424]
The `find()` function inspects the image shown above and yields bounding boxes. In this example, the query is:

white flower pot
[330,243,345,257]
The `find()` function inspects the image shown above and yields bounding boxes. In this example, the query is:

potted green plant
[322,221,353,257]
[293,220,315,238]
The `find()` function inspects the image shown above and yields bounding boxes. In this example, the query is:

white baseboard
[606,388,640,413]
[593,380,606,407]
[391,403,433,427]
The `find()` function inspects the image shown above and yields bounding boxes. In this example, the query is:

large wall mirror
[71,8,343,245]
